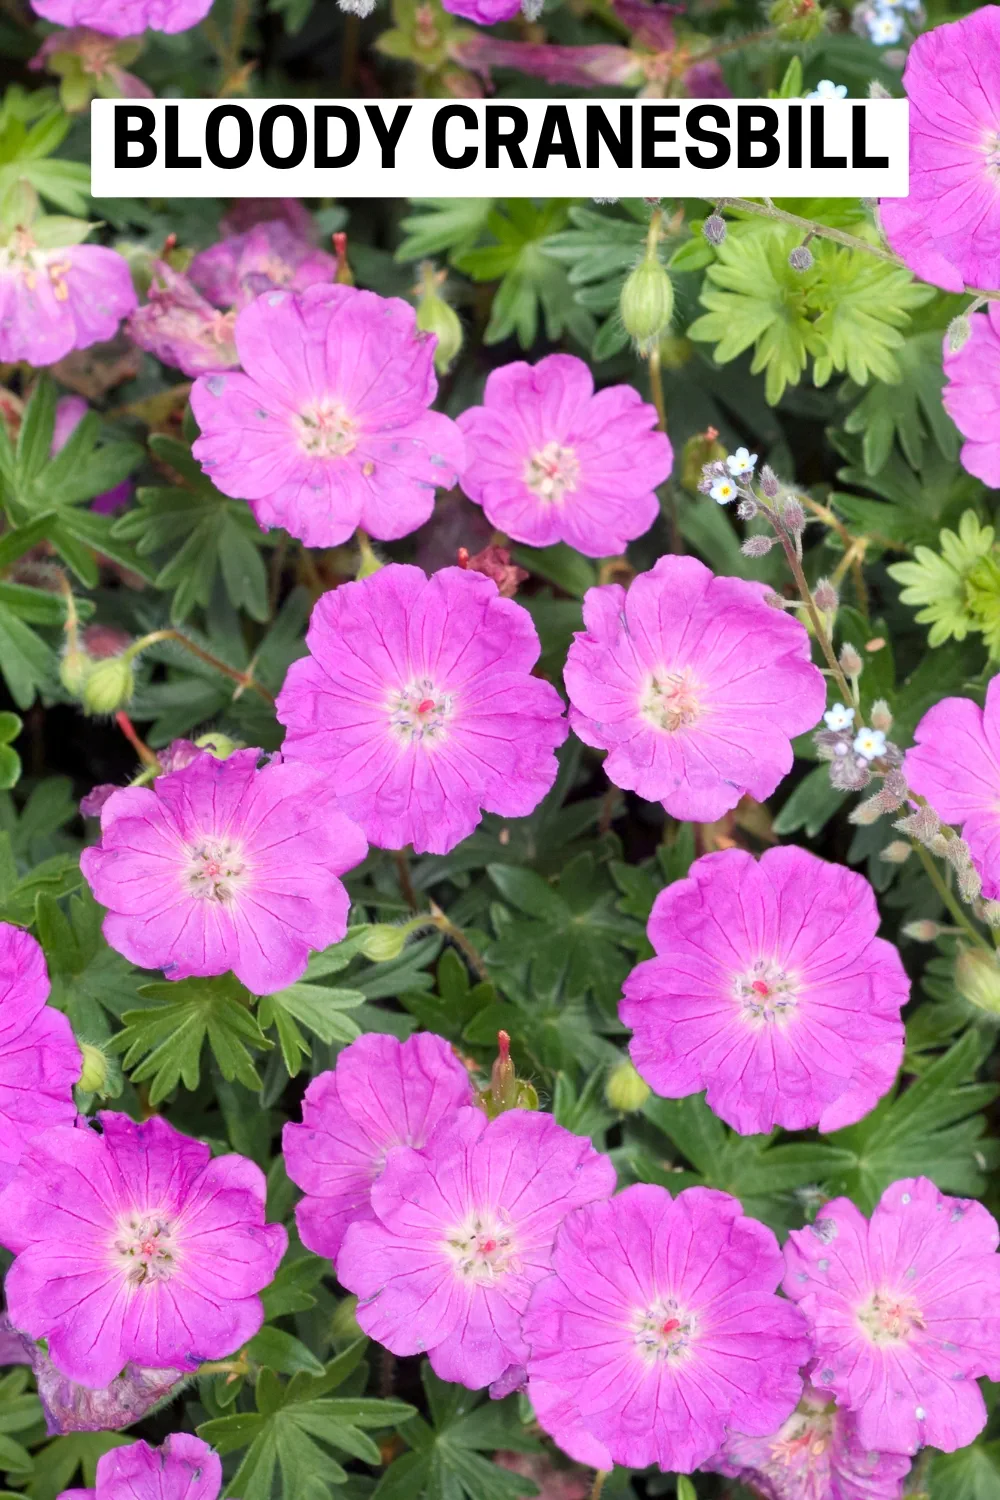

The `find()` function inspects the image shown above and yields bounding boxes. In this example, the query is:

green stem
[771,521,854,703]
[133,630,275,705]
[590,1473,610,1500]
[912,843,992,952]
[430,902,489,981]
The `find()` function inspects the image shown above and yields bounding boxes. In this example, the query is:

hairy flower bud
[902,919,945,943]
[81,654,135,716]
[620,255,674,353]
[880,839,912,864]
[958,863,983,904]
[758,464,780,498]
[788,244,815,271]
[702,214,727,246]
[895,804,940,844]
[947,314,973,353]
[813,578,838,613]
[358,923,410,963]
[769,0,829,41]
[737,497,760,521]
[781,497,806,535]
[839,643,863,677]
[829,753,871,791]
[955,946,1000,1015]
[195,731,242,761]
[59,643,91,698]
[605,1059,650,1113]
[870,699,894,734]
[868,79,892,99]
[741,535,775,558]
[849,793,887,826]
[77,1041,110,1095]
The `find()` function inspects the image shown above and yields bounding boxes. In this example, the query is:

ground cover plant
[1,0,1000,1496]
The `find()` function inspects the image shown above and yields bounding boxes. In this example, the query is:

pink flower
[59,1434,221,1500]
[0,923,80,1190]
[523,1184,811,1473]
[220,200,315,241]
[0,236,136,367]
[126,261,238,378]
[620,847,908,1137]
[53,396,131,513]
[457,355,671,557]
[879,7,1000,293]
[451,38,643,90]
[704,1381,911,1499]
[30,0,212,37]
[276,564,568,855]
[336,1106,616,1390]
[0,1112,287,1387]
[903,675,1000,900]
[442,0,518,24]
[283,1032,474,1263]
[189,285,465,549]
[80,747,367,995]
[564,555,826,822]
[189,222,336,311]
[943,304,1000,486]
[783,1177,1000,1455]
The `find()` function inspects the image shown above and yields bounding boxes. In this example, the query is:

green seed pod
[81,654,135,716]
[59,643,92,699]
[605,1059,651,1113]
[619,255,674,353]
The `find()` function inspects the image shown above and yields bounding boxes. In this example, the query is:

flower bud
[81,654,135,716]
[514,1080,539,1110]
[358,923,410,962]
[330,1294,363,1344]
[901,919,945,943]
[702,214,727,246]
[682,430,727,493]
[355,530,383,579]
[955,946,1000,1015]
[870,698,893,734]
[59,643,91,698]
[849,793,886,826]
[489,1029,517,1112]
[779,500,804,538]
[868,79,892,99]
[958,863,982,904]
[195,731,241,760]
[813,578,839,613]
[77,1041,110,1095]
[416,267,463,376]
[737,498,760,521]
[759,464,780,498]
[839,643,863,677]
[947,314,972,353]
[605,1059,650,1113]
[620,255,674,353]
[788,244,814,271]
[768,0,829,41]
[741,535,775,558]
[880,840,912,864]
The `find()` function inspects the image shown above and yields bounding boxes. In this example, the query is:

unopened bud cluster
[895,803,983,905]
[816,698,902,795]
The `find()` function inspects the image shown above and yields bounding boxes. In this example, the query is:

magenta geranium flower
[30,0,212,36]
[59,1434,221,1500]
[189,285,465,548]
[564,555,826,822]
[943,304,1000,487]
[0,237,136,367]
[456,354,672,557]
[783,1177,1000,1455]
[704,1381,912,1500]
[80,747,367,995]
[189,222,336,311]
[879,7,1000,292]
[441,0,519,23]
[0,924,80,1190]
[336,1106,616,1390]
[0,1112,286,1388]
[523,1184,811,1473]
[904,675,1000,900]
[283,1032,474,1262]
[53,397,131,514]
[620,847,909,1136]
[126,261,238,379]
[276,564,568,855]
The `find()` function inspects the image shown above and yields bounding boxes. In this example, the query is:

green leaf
[245,1327,326,1377]
[842,329,960,475]
[396,198,494,261]
[773,764,848,838]
[508,543,596,599]
[113,974,271,1104]
[24,1433,131,1500]
[258,981,366,1076]
[929,1441,1000,1499]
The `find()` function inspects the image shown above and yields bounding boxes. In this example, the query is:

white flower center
[985,130,1000,177]
[0,238,72,301]
[523,442,580,503]
[387,677,454,746]
[114,1214,177,1286]
[633,1297,695,1363]
[639,668,703,733]
[186,837,247,903]
[735,959,797,1024]
[857,1289,924,1346]
[295,399,358,458]
[445,1210,520,1284]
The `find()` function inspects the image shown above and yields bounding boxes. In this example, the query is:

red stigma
[661,1318,680,1335]
[751,980,770,997]
[416,698,436,715]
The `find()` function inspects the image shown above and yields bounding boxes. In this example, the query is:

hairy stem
[912,843,992,952]
[135,630,275,705]
[430,902,489,981]
[115,712,160,770]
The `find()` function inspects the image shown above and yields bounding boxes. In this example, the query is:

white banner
[90,97,909,199]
